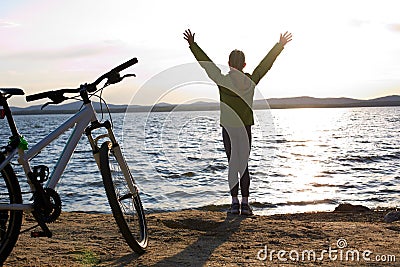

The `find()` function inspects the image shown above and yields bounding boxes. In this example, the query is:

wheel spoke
[99,142,147,253]
[118,192,133,202]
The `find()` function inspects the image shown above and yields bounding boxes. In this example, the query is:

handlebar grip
[26,91,50,102]
[111,58,138,73]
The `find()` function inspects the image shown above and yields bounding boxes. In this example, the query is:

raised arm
[183,29,223,83]
[251,31,292,85]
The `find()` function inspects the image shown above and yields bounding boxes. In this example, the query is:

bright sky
[1,0,399,107]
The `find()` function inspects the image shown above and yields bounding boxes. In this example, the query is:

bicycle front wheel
[0,157,23,265]
[99,141,148,254]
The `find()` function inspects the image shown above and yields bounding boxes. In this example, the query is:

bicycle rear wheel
[0,156,23,265]
[99,141,148,254]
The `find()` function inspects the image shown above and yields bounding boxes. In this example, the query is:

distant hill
[255,95,400,109]
[11,101,128,114]
[10,95,400,115]
[133,95,400,112]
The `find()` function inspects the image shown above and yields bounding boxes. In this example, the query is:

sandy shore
[4,209,400,266]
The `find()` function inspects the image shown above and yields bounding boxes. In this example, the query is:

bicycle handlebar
[26,88,80,102]
[92,57,138,87]
[26,58,138,103]
[26,91,51,102]
[111,57,138,74]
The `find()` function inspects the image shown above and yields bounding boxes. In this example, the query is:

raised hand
[279,31,293,46]
[183,29,195,45]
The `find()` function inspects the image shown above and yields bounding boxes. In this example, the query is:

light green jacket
[189,42,284,127]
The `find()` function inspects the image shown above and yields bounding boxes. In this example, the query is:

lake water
[1,106,399,215]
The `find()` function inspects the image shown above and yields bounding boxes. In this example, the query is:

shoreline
[50,202,399,219]
[4,208,399,266]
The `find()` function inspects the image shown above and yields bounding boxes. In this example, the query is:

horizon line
[11,93,400,109]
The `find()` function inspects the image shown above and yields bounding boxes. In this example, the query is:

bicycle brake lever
[41,102,51,110]
[41,97,67,110]
[122,73,136,78]
[116,74,136,83]
[105,73,136,86]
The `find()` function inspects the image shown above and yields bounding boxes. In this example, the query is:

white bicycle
[0,58,148,264]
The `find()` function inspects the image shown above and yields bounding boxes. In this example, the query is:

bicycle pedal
[31,231,52,238]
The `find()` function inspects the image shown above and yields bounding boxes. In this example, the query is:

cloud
[350,20,400,34]
[349,19,370,27]
[0,40,128,61]
[0,20,19,28]
[387,24,400,32]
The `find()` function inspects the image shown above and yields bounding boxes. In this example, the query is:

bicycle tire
[0,156,23,265]
[99,141,148,254]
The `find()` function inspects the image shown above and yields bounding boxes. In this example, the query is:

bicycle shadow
[105,212,245,267]
[149,213,245,266]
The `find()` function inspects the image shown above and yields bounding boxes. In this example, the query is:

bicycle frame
[0,102,102,211]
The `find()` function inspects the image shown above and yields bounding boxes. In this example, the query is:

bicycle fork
[85,120,139,197]
[85,120,116,167]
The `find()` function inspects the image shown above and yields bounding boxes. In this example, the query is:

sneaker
[241,203,253,216]
[228,203,240,214]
